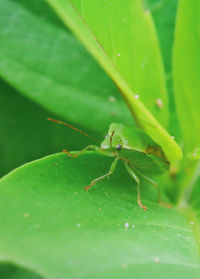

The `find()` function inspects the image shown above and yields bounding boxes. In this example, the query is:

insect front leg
[84,157,119,191]
[63,145,101,158]
[125,163,148,210]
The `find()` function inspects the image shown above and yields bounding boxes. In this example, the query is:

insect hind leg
[134,170,172,208]
[125,163,148,210]
[84,157,119,191]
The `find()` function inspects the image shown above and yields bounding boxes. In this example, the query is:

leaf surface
[173,0,200,153]
[46,0,182,164]
[143,0,181,140]
[69,0,169,126]
[0,0,131,134]
[0,78,92,177]
[0,154,199,279]
[0,263,42,279]
[146,0,178,74]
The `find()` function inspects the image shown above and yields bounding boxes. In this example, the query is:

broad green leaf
[0,263,42,279]
[46,0,182,165]
[178,176,200,246]
[146,0,181,141]
[190,176,200,230]
[0,78,93,177]
[146,0,178,74]
[0,153,199,279]
[69,0,169,127]
[0,0,131,134]
[173,0,200,153]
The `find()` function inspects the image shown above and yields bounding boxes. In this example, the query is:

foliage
[0,0,199,278]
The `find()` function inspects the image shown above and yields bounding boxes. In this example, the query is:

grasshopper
[48,119,170,210]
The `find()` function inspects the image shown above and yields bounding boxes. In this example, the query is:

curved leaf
[69,0,169,126]
[0,153,199,278]
[173,0,200,153]
[0,78,92,177]
[0,263,42,279]
[146,0,181,140]
[147,0,178,74]
[46,0,182,164]
[0,0,131,134]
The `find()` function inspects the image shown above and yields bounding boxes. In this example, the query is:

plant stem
[177,159,200,208]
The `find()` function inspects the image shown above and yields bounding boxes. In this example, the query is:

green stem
[177,159,200,208]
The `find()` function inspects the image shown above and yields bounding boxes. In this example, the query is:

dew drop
[156,98,163,109]
[124,222,129,228]
[108,95,116,103]
[154,257,160,263]
[24,213,29,218]
[122,263,128,268]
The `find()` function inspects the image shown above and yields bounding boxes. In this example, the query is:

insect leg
[125,163,148,210]
[133,170,172,208]
[63,145,101,158]
[84,157,119,191]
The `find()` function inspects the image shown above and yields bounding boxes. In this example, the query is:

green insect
[48,118,170,210]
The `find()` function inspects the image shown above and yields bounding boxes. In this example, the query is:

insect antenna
[47,118,100,143]
[110,130,115,149]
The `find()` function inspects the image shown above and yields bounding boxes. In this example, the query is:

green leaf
[0,0,131,134]
[46,0,182,164]
[0,78,93,177]
[146,0,178,74]
[190,177,200,227]
[0,263,42,279]
[0,153,199,278]
[69,0,169,126]
[173,0,200,153]
[146,0,181,141]
[178,176,200,249]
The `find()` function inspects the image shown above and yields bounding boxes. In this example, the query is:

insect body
[48,119,169,210]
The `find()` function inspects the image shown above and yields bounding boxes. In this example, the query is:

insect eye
[116,144,122,151]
